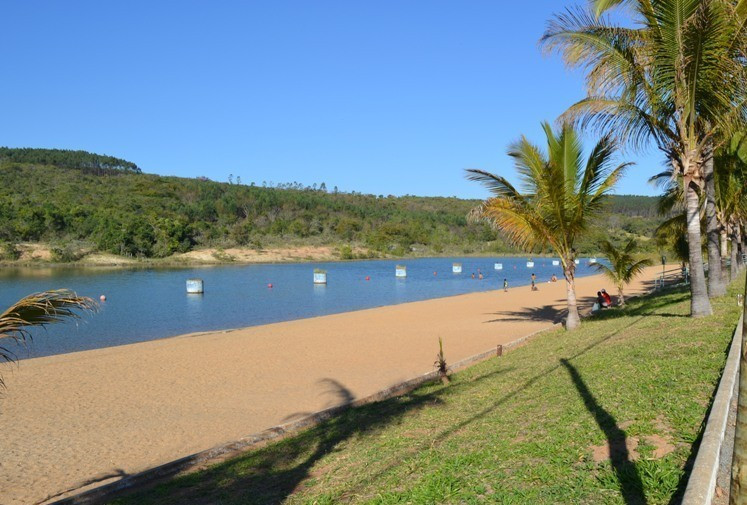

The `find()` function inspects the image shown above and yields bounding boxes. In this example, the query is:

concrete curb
[48,323,561,505]
[682,313,744,505]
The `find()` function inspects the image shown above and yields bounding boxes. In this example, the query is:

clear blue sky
[1,1,661,198]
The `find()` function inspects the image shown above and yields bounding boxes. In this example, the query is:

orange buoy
[99,295,106,302]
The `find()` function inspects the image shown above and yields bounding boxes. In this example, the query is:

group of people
[498,272,558,293]
[593,289,613,311]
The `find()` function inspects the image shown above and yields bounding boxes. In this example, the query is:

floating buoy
[365,276,370,281]
[99,295,106,302]
[267,283,273,288]
[433,271,437,276]
[186,279,204,294]
[313,269,327,284]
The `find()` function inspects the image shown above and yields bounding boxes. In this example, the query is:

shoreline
[0,266,666,505]
[11,259,642,362]
[0,245,587,269]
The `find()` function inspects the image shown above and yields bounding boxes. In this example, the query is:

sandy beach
[0,266,667,504]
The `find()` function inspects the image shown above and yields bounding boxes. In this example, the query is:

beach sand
[0,266,668,504]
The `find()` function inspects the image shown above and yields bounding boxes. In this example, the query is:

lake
[0,256,605,359]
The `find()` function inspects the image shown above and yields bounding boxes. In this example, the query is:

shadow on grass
[486,287,690,327]
[428,313,647,448]
[110,368,517,505]
[561,359,648,505]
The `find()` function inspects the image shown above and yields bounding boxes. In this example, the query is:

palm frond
[0,290,97,387]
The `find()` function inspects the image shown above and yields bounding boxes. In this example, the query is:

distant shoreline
[0,243,568,269]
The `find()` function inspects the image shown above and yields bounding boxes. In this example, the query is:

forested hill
[0,150,664,261]
[0,147,140,174]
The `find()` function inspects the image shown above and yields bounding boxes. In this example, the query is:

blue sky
[1,1,661,198]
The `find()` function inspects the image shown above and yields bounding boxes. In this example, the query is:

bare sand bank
[0,266,668,504]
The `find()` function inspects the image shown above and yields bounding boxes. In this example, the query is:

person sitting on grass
[601,289,612,307]
[593,291,609,312]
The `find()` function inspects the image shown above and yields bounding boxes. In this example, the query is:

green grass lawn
[111,275,745,505]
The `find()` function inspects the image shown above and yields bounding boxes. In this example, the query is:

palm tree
[467,122,628,330]
[593,239,653,306]
[0,289,97,388]
[542,0,747,317]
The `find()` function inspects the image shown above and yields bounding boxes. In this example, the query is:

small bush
[338,245,354,260]
[50,245,82,263]
[0,242,21,261]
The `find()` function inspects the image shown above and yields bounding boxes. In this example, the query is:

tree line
[0,156,662,260]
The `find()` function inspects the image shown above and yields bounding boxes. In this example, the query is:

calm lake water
[0,257,605,359]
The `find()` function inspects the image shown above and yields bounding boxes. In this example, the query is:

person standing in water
[531,273,538,291]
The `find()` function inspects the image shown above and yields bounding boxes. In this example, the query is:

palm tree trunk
[617,284,625,307]
[732,232,740,280]
[686,180,713,317]
[564,267,580,330]
[704,154,726,297]
[724,228,731,281]
[723,228,730,262]
[729,275,747,504]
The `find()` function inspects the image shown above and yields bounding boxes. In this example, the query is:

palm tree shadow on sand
[487,287,690,326]
[561,359,648,505]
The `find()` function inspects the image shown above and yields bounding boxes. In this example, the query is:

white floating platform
[186,279,204,294]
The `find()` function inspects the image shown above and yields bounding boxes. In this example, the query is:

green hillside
[0,148,665,261]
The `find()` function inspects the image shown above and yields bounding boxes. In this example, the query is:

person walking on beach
[503,278,508,292]
[531,273,538,291]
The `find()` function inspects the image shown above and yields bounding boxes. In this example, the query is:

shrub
[338,245,354,260]
[0,242,20,261]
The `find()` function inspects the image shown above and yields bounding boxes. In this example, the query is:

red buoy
[365,276,370,281]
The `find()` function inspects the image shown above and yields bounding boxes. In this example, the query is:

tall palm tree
[714,149,747,279]
[542,0,747,317]
[467,122,629,330]
[0,289,97,388]
[593,239,653,306]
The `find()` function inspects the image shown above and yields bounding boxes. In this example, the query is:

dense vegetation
[0,149,664,261]
[108,279,744,505]
[0,147,140,175]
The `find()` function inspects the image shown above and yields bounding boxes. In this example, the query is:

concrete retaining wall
[681,313,744,505]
